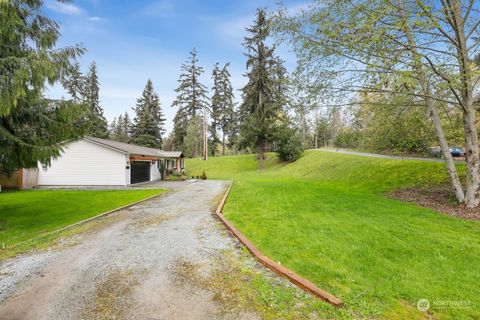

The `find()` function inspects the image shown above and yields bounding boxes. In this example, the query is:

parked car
[450,146,464,157]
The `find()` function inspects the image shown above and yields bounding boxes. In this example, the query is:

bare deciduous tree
[275,0,480,208]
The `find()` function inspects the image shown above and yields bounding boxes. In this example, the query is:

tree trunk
[462,108,479,207]
[450,0,479,208]
[300,107,307,145]
[258,90,264,170]
[397,1,466,204]
[258,141,264,170]
[427,98,465,203]
[314,111,319,149]
[222,130,225,156]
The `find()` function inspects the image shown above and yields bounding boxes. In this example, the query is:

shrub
[276,127,304,162]
[201,171,207,180]
[159,161,166,180]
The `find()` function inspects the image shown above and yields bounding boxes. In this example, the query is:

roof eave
[83,137,130,155]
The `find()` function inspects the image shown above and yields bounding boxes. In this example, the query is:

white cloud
[87,16,102,22]
[46,1,83,15]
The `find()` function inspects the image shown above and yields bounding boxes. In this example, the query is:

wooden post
[17,169,23,189]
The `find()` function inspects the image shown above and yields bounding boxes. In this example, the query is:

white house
[37,137,184,187]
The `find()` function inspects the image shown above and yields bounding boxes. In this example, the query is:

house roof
[84,136,183,158]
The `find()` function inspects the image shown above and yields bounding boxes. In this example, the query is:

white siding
[126,161,131,185]
[38,140,127,186]
[151,161,161,181]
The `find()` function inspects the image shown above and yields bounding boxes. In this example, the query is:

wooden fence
[0,169,38,190]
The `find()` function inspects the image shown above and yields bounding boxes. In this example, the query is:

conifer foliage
[84,62,108,138]
[210,62,236,156]
[109,112,131,143]
[239,9,287,169]
[171,48,210,152]
[61,60,109,138]
[0,0,86,172]
[130,80,166,148]
[62,62,84,103]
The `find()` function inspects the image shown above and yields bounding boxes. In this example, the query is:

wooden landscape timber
[214,181,344,308]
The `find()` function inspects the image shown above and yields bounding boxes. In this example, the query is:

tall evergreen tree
[84,62,108,138]
[239,9,286,169]
[210,63,222,156]
[110,112,132,143]
[109,116,118,138]
[211,62,236,156]
[122,112,132,141]
[183,116,204,158]
[171,48,210,153]
[0,0,86,173]
[61,62,84,103]
[172,108,188,150]
[131,80,165,148]
[219,63,236,154]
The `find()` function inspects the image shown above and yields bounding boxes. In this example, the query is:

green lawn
[0,189,165,257]
[187,151,480,319]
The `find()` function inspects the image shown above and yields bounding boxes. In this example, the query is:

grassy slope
[0,189,165,255]
[187,151,480,319]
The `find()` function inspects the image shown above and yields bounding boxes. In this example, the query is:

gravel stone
[0,180,259,320]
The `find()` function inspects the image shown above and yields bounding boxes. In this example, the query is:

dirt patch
[82,268,143,320]
[389,187,480,221]
[172,255,260,319]
[130,213,173,230]
[209,183,230,212]
[172,250,334,320]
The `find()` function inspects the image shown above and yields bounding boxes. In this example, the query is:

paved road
[0,180,260,320]
[314,148,453,162]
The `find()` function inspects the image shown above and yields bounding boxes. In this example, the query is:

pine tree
[109,117,118,138]
[171,48,210,154]
[131,80,165,148]
[0,0,86,173]
[122,112,132,141]
[110,112,131,142]
[61,62,84,103]
[172,108,188,150]
[220,63,236,154]
[210,63,222,156]
[211,62,236,156]
[183,116,204,158]
[239,9,286,169]
[85,62,108,138]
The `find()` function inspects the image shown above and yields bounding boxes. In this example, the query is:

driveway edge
[214,181,344,308]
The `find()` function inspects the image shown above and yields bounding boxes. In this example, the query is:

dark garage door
[130,161,150,184]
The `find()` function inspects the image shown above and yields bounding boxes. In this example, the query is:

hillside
[188,150,460,190]
[186,151,478,320]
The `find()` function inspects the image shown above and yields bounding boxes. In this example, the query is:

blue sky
[44,0,305,132]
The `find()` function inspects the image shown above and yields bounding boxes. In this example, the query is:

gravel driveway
[0,180,262,320]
